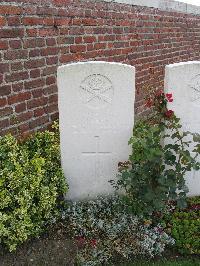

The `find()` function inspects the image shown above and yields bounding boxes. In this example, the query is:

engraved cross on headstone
[82,136,111,179]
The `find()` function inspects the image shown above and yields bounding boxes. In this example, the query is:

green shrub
[0,122,67,251]
[164,197,200,255]
[111,90,200,216]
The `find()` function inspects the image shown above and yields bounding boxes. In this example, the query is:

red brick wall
[0,0,200,137]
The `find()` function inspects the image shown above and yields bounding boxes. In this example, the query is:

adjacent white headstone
[164,61,200,196]
[57,61,135,200]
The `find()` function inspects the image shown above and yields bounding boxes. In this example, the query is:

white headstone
[164,61,200,196]
[57,61,135,200]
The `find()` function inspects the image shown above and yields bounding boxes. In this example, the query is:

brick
[0,40,8,50]
[6,71,29,82]
[27,97,48,109]
[45,103,57,113]
[7,16,21,26]
[18,123,29,135]
[94,43,106,50]
[38,28,57,37]
[0,127,17,137]
[48,94,58,104]
[0,73,3,82]
[69,27,84,35]
[32,88,43,98]
[46,38,56,46]
[11,62,23,71]
[24,58,45,69]
[12,82,23,92]
[22,17,43,25]
[60,46,69,54]
[44,84,57,95]
[10,111,33,125]
[40,47,59,56]
[29,49,40,58]
[23,38,45,48]
[46,76,56,85]
[26,29,38,37]
[36,38,46,47]
[46,56,58,65]
[0,28,24,38]
[83,36,96,43]
[37,7,57,16]
[74,36,82,44]
[0,85,11,96]
[54,18,71,26]
[0,63,9,73]
[0,5,22,15]
[0,119,9,129]
[23,6,37,15]
[4,49,28,60]
[59,54,75,63]
[0,107,13,118]
[29,115,49,129]
[50,112,58,121]
[15,102,26,113]
[34,107,45,117]
[8,92,31,105]
[59,36,74,45]
[52,0,71,6]
[43,18,54,26]
[82,18,97,26]
[9,39,22,49]
[70,44,86,53]
[0,98,7,108]
[30,69,40,78]
[42,66,56,76]
[0,16,6,26]
[24,78,45,90]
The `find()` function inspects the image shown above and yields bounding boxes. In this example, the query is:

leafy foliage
[62,196,174,265]
[0,122,67,251]
[164,197,200,255]
[112,90,200,216]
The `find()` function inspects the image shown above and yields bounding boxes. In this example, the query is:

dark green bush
[0,122,67,251]
[164,197,200,255]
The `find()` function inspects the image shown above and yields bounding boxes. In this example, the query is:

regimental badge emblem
[80,74,114,109]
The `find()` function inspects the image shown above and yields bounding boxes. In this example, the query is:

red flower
[166,93,173,102]
[90,239,97,247]
[165,110,174,118]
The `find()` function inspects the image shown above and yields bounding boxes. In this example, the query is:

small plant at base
[111,89,200,216]
[62,196,174,265]
[163,196,200,255]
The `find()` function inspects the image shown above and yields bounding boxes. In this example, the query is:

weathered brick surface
[0,0,200,136]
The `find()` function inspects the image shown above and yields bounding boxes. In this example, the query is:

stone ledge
[102,0,200,15]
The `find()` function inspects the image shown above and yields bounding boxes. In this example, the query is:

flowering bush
[62,196,174,265]
[111,89,200,216]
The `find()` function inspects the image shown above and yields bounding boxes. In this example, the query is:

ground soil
[0,223,76,266]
